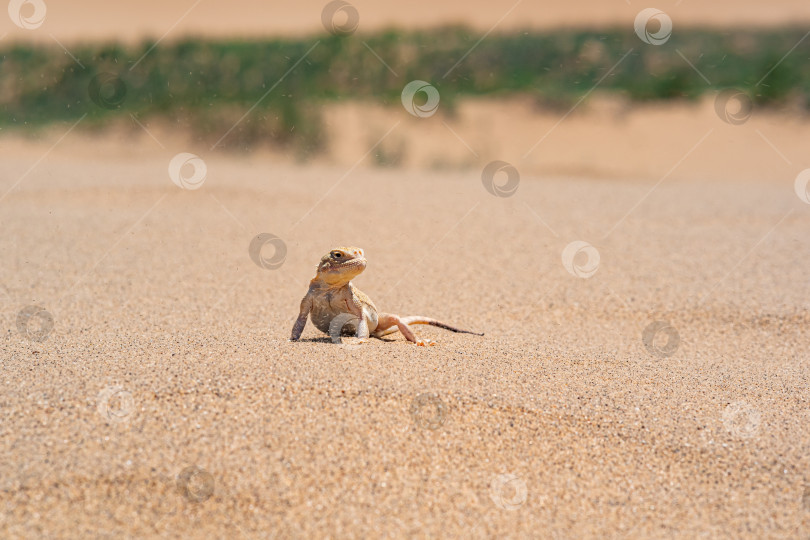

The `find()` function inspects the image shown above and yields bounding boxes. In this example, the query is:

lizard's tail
[399,316,484,336]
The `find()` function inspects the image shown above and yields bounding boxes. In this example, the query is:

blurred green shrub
[1,27,808,151]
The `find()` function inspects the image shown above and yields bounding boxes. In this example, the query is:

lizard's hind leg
[373,313,435,346]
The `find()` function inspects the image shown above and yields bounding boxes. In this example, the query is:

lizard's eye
[332,252,342,258]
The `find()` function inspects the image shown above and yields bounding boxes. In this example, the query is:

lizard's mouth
[324,256,366,277]
[334,257,366,272]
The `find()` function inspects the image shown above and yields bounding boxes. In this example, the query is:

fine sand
[1,99,810,537]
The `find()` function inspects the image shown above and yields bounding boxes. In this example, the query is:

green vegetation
[2,27,809,151]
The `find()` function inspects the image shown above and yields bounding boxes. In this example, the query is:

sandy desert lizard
[290,246,483,346]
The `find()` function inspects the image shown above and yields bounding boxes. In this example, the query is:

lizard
[289,246,484,346]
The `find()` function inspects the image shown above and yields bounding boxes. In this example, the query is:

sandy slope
[6,95,807,184]
[1,114,809,536]
[3,0,810,44]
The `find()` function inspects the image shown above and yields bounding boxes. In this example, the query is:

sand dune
[3,0,810,44]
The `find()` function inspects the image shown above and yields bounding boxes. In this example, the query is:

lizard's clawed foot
[414,339,436,346]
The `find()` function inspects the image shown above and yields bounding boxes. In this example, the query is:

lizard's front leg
[290,294,313,341]
[336,304,373,346]
[355,310,371,339]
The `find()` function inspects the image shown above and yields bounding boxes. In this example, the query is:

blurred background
[3,0,810,183]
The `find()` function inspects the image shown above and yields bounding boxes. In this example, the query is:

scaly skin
[290,247,484,346]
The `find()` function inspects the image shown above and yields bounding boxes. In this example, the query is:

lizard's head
[316,246,367,285]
